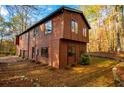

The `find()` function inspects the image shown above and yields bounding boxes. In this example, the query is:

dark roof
[17,6,91,36]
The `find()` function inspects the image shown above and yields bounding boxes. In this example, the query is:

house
[16,6,90,68]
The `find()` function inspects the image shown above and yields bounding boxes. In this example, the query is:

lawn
[0,56,118,87]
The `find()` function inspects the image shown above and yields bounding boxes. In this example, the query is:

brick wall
[16,9,89,68]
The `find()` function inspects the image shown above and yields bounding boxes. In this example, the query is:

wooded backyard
[1,5,124,87]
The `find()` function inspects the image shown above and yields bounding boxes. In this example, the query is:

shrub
[80,55,91,65]
[10,51,16,55]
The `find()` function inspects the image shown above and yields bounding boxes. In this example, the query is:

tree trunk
[115,5,121,53]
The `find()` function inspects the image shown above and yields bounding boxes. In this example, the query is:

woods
[80,5,124,53]
[0,5,48,55]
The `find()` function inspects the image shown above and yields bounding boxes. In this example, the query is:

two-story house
[16,6,90,68]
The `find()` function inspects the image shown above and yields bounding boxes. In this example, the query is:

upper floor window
[33,27,39,37]
[71,20,78,34]
[45,20,52,34]
[83,28,87,37]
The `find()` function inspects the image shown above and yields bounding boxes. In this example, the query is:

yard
[0,56,118,87]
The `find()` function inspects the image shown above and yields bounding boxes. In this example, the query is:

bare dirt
[0,56,118,87]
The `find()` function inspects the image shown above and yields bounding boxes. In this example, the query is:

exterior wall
[16,32,29,58]
[16,9,89,68]
[59,39,86,68]
[62,10,89,43]
[27,13,63,68]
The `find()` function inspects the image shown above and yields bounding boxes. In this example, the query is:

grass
[0,56,118,87]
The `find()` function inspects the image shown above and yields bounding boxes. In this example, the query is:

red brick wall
[16,9,89,68]
[16,32,29,58]
[27,13,63,68]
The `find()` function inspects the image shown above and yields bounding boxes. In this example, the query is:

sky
[31,5,79,24]
[0,5,79,39]
[0,5,79,22]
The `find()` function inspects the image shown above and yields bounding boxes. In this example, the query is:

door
[67,44,76,65]
[23,50,25,58]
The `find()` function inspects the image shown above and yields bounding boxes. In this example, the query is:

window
[71,20,78,34]
[41,47,48,57]
[68,44,76,56]
[83,28,87,37]
[33,27,39,37]
[45,20,52,34]
[36,49,39,56]
[32,47,35,58]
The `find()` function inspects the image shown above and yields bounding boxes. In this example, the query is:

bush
[80,55,91,65]
[10,51,16,55]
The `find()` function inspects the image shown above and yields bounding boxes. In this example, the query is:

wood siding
[59,39,86,68]
[63,10,89,42]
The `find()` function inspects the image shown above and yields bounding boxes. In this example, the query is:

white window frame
[83,28,87,37]
[45,20,52,34]
[71,20,78,34]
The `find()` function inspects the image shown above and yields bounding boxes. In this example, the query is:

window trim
[68,44,76,56]
[41,47,48,58]
[83,27,87,37]
[71,19,78,34]
[45,20,52,35]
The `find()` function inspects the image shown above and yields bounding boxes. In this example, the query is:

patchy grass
[0,56,118,87]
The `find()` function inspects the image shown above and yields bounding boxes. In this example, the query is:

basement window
[41,47,48,57]
[45,20,52,34]
[71,20,78,34]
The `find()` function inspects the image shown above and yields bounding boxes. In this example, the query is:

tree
[0,5,48,54]
[80,5,124,53]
